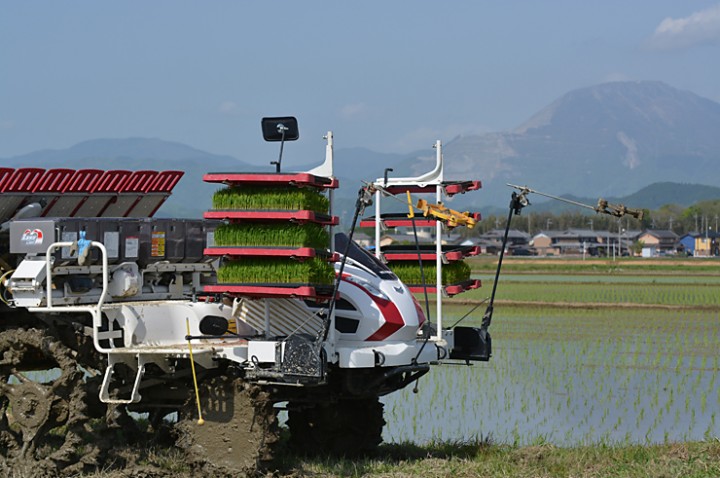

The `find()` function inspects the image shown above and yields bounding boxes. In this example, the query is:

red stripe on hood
[341,276,405,341]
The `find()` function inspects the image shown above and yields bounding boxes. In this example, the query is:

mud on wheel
[287,397,385,457]
[0,327,93,471]
[174,375,280,475]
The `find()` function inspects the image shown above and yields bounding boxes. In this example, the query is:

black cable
[319,187,371,342]
[410,215,433,365]
[449,298,489,329]
[410,217,431,322]
[482,191,525,330]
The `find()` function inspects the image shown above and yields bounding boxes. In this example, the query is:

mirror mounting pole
[270,123,288,173]
[383,168,394,187]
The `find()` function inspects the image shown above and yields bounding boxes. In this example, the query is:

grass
[70,440,720,477]
[468,256,720,275]
[463,280,720,307]
[214,222,329,249]
[273,440,720,477]
[212,185,329,212]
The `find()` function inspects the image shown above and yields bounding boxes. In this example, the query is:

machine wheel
[287,397,385,456]
[0,327,94,471]
[174,375,279,475]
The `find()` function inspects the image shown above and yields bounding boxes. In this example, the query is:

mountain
[3,138,242,165]
[0,138,260,217]
[4,81,720,220]
[411,81,720,209]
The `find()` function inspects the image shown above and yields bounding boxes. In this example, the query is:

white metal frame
[372,140,445,339]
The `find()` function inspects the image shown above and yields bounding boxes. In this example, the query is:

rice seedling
[217,257,335,285]
[212,185,330,212]
[214,222,329,248]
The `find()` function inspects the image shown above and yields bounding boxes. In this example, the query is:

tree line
[470,199,720,237]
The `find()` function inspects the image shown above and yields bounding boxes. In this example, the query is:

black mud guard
[449,326,492,362]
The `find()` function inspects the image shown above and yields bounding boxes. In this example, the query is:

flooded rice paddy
[383,303,720,446]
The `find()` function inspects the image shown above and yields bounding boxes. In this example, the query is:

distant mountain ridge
[0,138,259,218]
[3,81,720,218]
[4,137,246,165]
[412,81,720,207]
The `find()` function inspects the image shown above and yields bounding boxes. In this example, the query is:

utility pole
[527,213,531,235]
[607,232,610,257]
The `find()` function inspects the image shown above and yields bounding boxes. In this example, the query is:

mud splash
[1,328,281,478]
[175,376,279,476]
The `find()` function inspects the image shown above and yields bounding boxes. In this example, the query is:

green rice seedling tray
[217,257,335,286]
[389,261,472,286]
[408,279,481,297]
[214,222,329,249]
[211,185,330,213]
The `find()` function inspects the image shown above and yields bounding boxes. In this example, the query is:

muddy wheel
[175,375,279,475]
[287,397,385,456]
[0,328,92,470]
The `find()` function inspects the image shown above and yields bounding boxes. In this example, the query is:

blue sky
[2,1,720,165]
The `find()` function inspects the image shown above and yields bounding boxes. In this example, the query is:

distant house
[678,232,699,255]
[531,229,613,256]
[694,231,719,257]
[478,229,531,254]
[352,232,374,248]
[393,225,435,241]
[554,229,605,256]
[530,231,560,256]
[619,230,644,256]
[637,229,679,255]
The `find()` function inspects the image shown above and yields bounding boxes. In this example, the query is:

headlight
[342,274,390,302]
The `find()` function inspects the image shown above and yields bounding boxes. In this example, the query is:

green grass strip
[390,261,471,285]
[218,257,335,285]
[461,279,720,307]
[273,441,720,478]
[212,186,329,213]
[214,223,329,248]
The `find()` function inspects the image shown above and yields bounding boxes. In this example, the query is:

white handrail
[30,240,111,353]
